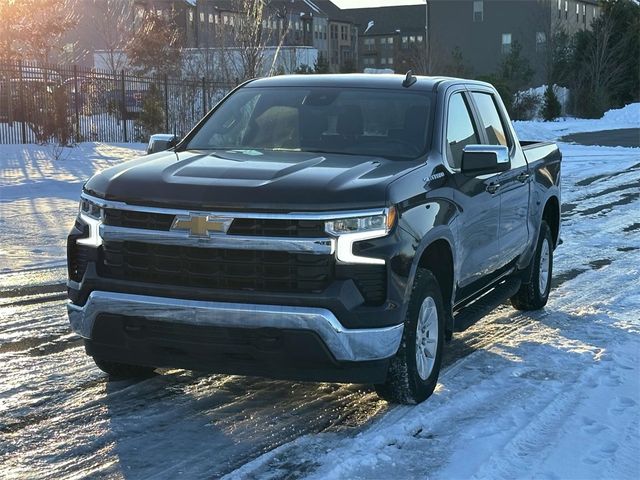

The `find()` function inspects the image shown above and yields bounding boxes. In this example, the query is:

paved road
[561,128,640,148]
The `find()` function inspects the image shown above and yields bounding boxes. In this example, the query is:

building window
[417,35,423,43]
[188,10,194,22]
[409,35,415,42]
[576,2,580,22]
[557,0,561,18]
[565,1,568,20]
[380,37,386,45]
[501,33,512,54]
[208,13,214,23]
[199,12,204,22]
[583,4,587,24]
[364,37,375,51]
[473,1,484,22]
[387,57,393,65]
[387,36,394,44]
[536,31,546,52]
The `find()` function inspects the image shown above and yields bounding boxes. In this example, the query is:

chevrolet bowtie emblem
[170,214,233,237]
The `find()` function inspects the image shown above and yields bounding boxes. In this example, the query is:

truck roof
[246,74,492,92]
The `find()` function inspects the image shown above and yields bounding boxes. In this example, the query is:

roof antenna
[402,70,417,88]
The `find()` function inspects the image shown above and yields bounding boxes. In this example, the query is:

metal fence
[0,61,235,145]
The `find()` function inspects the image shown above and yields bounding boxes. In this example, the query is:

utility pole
[425,0,430,74]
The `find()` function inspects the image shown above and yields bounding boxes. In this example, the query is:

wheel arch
[406,229,456,335]
[542,195,560,248]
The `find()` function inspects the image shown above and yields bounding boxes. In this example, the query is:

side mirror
[147,134,180,154]
[461,145,510,176]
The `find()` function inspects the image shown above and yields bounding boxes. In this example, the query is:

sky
[331,0,425,9]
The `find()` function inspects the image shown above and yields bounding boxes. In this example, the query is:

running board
[453,278,522,332]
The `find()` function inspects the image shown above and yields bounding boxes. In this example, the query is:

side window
[471,92,510,148]
[446,93,479,169]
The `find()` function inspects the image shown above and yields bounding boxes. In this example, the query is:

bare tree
[91,0,136,75]
[17,0,79,65]
[236,0,268,79]
[574,13,626,117]
[0,1,26,63]
[213,0,291,83]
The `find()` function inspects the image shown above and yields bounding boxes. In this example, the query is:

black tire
[511,221,553,311]
[93,357,156,379]
[375,269,445,404]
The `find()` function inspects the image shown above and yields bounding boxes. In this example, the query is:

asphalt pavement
[561,128,640,148]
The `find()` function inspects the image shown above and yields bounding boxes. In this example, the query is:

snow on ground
[0,108,639,479]
[514,102,640,141]
[227,114,640,479]
[0,142,146,274]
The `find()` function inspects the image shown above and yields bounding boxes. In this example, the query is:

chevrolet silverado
[67,73,561,404]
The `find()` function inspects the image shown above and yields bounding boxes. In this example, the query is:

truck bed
[520,140,561,165]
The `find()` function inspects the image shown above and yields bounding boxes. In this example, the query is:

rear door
[445,90,502,301]
[469,90,530,268]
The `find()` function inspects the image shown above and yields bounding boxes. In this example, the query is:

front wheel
[375,269,445,404]
[511,221,553,310]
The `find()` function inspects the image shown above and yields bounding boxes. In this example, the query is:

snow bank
[0,142,145,273]
[601,102,640,125]
[514,102,640,142]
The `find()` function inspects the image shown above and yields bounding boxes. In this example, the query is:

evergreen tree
[443,46,471,78]
[542,85,562,121]
[314,54,330,74]
[499,41,534,94]
[125,10,183,77]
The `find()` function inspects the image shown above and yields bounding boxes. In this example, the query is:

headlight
[77,196,103,247]
[325,207,396,265]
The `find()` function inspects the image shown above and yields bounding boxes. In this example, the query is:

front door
[445,91,502,301]
[469,91,530,267]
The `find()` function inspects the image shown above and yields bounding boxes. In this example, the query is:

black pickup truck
[67,74,561,404]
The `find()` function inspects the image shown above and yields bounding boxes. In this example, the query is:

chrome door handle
[486,183,500,194]
[516,172,530,183]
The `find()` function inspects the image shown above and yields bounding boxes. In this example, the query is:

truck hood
[84,149,420,211]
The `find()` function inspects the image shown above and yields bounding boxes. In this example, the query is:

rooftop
[246,73,488,91]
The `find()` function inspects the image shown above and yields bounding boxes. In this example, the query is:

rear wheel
[375,269,445,404]
[511,221,553,310]
[93,357,156,379]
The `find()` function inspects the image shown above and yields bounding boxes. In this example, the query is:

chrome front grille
[82,193,387,304]
[103,209,326,238]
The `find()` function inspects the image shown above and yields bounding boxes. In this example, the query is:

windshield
[186,86,433,160]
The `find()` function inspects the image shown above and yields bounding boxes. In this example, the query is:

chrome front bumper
[67,291,404,362]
